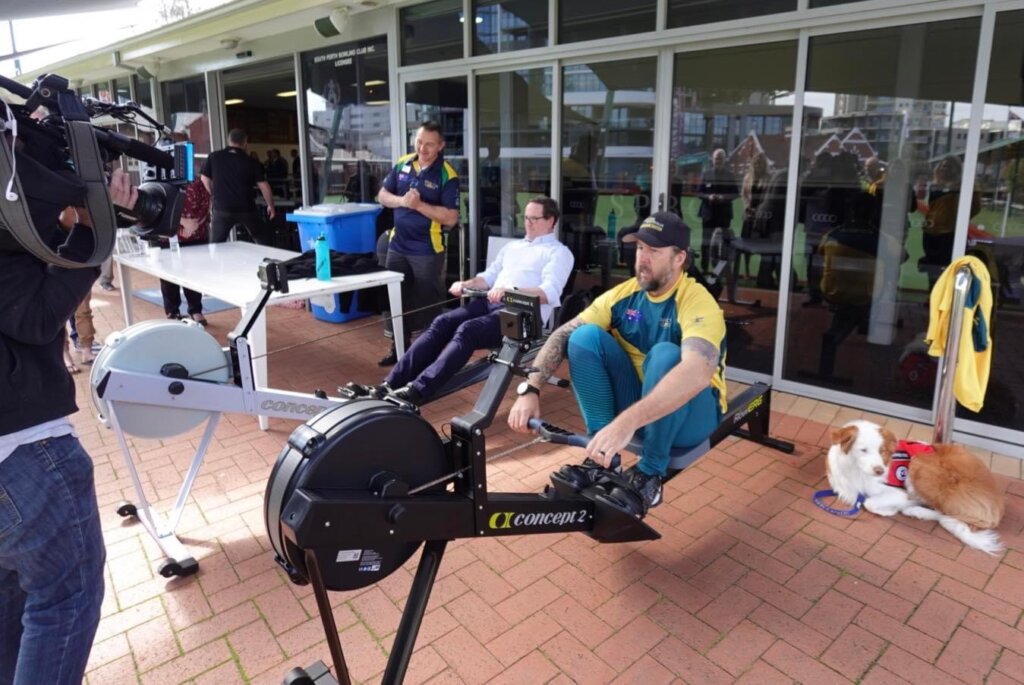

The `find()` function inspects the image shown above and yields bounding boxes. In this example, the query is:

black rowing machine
[267,290,794,684]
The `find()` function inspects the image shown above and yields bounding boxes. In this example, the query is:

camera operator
[0,167,137,684]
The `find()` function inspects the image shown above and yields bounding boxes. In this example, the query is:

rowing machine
[267,290,794,684]
[90,261,352,577]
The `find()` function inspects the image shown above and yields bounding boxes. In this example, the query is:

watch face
[517,381,534,396]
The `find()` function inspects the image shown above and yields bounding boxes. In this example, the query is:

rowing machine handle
[527,419,621,469]
[460,287,490,299]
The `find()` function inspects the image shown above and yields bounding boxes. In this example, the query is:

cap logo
[640,217,664,232]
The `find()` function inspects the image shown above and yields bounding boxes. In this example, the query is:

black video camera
[0,72,192,267]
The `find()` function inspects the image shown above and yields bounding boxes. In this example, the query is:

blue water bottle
[315,232,331,281]
[606,209,617,240]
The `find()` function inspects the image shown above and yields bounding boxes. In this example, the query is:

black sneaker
[390,384,424,406]
[626,466,663,509]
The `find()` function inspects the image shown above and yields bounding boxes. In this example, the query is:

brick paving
[72,275,1024,684]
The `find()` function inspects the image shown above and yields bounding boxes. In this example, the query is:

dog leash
[812,489,865,517]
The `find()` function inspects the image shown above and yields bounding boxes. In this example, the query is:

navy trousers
[385,298,503,400]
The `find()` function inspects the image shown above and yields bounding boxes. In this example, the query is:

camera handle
[0,118,117,268]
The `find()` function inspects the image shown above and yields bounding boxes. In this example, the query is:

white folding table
[114,242,404,429]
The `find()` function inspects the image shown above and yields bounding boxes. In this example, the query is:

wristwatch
[516,381,540,397]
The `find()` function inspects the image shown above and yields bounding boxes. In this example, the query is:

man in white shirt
[383,196,574,404]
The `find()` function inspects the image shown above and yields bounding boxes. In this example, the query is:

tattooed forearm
[528,318,585,385]
[681,336,719,376]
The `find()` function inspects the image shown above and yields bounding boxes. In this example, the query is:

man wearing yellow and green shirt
[376,121,460,366]
[508,212,727,509]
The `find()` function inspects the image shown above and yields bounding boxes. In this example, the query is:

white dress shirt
[478,232,575,325]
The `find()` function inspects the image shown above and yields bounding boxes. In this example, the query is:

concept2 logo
[488,510,589,530]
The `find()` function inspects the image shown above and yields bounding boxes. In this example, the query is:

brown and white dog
[826,419,1005,555]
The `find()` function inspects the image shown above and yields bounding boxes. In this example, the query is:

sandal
[190,313,208,327]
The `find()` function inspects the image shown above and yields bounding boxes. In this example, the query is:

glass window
[302,36,390,212]
[477,67,552,267]
[957,9,1024,431]
[473,0,548,55]
[667,0,796,29]
[401,0,463,67]
[161,76,211,155]
[558,0,655,45]
[132,74,153,109]
[668,41,797,375]
[406,78,470,280]
[561,57,656,287]
[112,79,131,105]
[783,19,981,408]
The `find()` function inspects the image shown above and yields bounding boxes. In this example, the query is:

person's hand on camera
[107,168,138,211]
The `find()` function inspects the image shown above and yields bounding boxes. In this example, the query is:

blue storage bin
[288,203,383,323]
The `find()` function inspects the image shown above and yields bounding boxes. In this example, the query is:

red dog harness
[885,440,934,488]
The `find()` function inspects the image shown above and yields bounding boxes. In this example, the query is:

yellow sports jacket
[925,256,992,412]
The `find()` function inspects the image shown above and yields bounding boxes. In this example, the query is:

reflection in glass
[160,76,211,155]
[784,19,981,411]
[558,0,655,45]
[401,0,464,66]
[301,35,390,216]
[956,10,1024,431]
[477,67,552,269]
[406,77,470,280]
[132,74,153,109]
[668,42,797,374]
[560,58,656,287]
[667,0,795,29]
[473,0,548,55]
[113,79,131,105]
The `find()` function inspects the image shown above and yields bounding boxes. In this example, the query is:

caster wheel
[157,557,199,578]
[116,502,138,518]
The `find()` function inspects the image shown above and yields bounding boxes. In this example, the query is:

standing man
[508,212,727,511]
[201,128,276,244]
[376,121,460,366]
[696,148,739,274]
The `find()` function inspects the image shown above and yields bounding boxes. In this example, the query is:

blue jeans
[568,324,721,477]
[0,434,106,685]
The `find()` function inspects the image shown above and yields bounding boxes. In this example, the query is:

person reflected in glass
[739,152,771,280]
[696,149,739,275]
[800,139,860,306]
[916,154,981,289]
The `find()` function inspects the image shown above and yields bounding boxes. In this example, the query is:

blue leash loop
[812,489,864,517]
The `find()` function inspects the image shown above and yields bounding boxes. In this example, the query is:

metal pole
[932,265,972,444]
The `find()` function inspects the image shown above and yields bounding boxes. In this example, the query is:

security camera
[314,7,349,38]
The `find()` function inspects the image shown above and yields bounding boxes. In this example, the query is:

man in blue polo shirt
[376,121,460,366]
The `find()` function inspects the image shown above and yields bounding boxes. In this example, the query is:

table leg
[118,262,135,326]
[244,303,270,430]
[387,280,406,359]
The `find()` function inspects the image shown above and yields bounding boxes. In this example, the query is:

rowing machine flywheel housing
[264,398,449,591]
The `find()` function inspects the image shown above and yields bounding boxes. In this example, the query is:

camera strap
[0,119,115,267]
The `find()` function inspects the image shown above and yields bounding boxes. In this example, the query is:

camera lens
[129,182,183,240]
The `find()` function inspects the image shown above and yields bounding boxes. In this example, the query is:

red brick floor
[72,276,1024,684]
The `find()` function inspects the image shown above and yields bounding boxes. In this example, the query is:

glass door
[665,41,799,375]
[955,8,1024,437]
[781,19,982,411]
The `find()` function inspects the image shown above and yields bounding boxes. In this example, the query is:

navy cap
[622,212,690,250]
